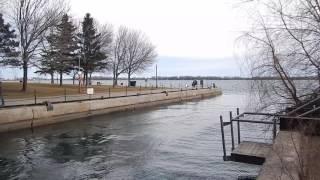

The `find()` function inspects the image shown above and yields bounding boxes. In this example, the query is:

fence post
[237,108,241,144]
[220,115,227,161]
[34,90,37,104]
[64,88,67,102]
[230,111,235,151]
[109,87,111,98]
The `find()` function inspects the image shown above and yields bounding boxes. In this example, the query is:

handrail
[232,119,279,125]
[297,106,320,117]
[241,112,320,121]
[287,96,320,115]
[220,108,278,161]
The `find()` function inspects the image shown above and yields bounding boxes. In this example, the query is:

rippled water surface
[0,81,263,180]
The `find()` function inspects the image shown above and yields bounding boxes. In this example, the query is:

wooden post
[237,108,241,144]
[34,90,37,104]
[109,87,111,98]
[220,115,227,161]
[230,111,235,151]
[64,88,67,102]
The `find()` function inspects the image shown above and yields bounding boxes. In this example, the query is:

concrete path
[258,131,301,180]
[1,88,186,107]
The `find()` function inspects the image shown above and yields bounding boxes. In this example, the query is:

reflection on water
[0,81,263,180]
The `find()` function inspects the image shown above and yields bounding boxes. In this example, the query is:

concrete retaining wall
[0,88,222,133]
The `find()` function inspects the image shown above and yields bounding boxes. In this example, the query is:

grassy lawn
[0,82,154,99]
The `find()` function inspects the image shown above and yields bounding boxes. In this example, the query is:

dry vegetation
[1,82,153,99]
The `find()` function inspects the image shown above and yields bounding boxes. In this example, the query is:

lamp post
[78,51,82,93]
[0,81,3,106]
[156,64,158,88]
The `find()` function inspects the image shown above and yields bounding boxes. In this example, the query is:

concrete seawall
[0,88,222,133]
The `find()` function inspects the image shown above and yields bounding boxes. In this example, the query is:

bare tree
[97,22,113,75]
[112,26,157,87]
[98,23,113,57]
[112,26,128,87]
[240,0,320,111]
[6,0,67,91]
[124,29,157,86]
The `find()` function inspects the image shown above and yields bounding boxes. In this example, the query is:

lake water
[0,80,270,180]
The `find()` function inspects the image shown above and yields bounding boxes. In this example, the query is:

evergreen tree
[55,14,78,86]
[36,30,57,84]
[0,13,19,65]
[79,13,106,86]
[39,14,78,86]
[37,14,78,86]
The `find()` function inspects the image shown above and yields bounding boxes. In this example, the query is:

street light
[156,64,158,88]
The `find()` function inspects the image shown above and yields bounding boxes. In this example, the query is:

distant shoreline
[2,76,318,81]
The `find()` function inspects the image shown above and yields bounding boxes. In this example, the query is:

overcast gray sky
[70,0,244,58]
[2,0,250,79]
[70,0,247,77]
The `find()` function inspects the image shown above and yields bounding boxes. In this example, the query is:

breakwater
[0,88,222,133]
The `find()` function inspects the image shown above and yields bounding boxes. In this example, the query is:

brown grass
[0,82,153,99]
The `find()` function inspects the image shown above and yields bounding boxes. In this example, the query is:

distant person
[192,80,197,88]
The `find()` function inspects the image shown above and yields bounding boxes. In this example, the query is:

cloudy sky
[2,0,251,79]
[70,0,249,77]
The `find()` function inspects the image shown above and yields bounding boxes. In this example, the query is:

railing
[220,108,280,161]
[0,86,216,109]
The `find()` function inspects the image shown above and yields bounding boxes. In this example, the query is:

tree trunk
[113,73,119,87]
[22,60,28,92]
[89,73,92,85]
[127,72,131,87]
[59,71,63,86]
[50,73,54,84]
[113,76,118,87]
[112,75,115,87]
[73,73,75,85]
[85,72,88,87]
[112,64,116,87]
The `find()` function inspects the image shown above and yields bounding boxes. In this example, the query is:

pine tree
[0,13,19,65]
[36,29,57,84]
[79,13,106,86]
[55,14,78,86]
[37,14,78,86]
[39,14,78,86]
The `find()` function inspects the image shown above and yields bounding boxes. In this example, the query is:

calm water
[0,80,267,180]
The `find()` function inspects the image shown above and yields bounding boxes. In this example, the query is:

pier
[220,110,279,165]
[231,141,272,165]
[220,97,320,179]
[0,88,222,133]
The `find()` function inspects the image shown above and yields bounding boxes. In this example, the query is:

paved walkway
[258,130,320,179]
[1,88,185,107]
